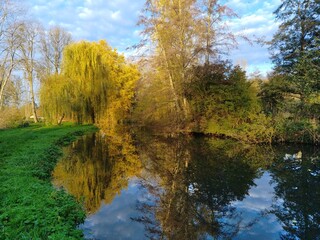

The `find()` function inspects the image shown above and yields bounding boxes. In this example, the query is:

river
[52,129,320,240]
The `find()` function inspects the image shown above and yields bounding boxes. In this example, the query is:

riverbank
[0,123,97,239]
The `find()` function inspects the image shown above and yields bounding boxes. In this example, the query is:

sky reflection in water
[53,132,320,240]
[80,178,149,240]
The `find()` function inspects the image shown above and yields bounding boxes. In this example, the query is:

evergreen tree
[270,0,320,75]
[269,0,320,111]
[263,0,320,143]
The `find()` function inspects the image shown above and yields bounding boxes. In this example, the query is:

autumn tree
[139,0,197,121]
[136,0,238,128]
[41,40,140,126]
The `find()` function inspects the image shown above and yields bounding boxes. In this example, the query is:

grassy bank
[0,123,97,239]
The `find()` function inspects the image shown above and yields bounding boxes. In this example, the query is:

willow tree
[62,41,110,123]
[41,40,140,126]
[40,74,74,124]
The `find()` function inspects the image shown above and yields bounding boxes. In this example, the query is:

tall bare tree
[199,0,237,64]
[17,21,41,122]
[0,0,23,109]
[39,25,72,79]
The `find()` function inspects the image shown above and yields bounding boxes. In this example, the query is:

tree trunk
[29,79,38,123]
[0,53,15,109]
[91,110,95,124]
[58,113,65,125]
[0,83,5,109]
[156,28,181,113]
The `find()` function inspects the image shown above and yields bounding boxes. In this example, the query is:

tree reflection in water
[53,128,141,213]
[134,135,273,239]
[269,146,320,240]
[52,129,320,239]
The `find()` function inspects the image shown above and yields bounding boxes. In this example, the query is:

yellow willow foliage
[53,130,141,213]
[41,40,140,124]
[40,74,75,123]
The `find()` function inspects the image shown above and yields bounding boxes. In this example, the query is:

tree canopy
[40,40,140,127]
[271,0,319,75]
[137,0,238,124]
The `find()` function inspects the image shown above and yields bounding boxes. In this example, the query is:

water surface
[53,131,320,240]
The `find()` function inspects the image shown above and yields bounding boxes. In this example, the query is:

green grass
[0,123,97,239]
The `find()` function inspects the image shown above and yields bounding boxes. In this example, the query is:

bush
[274,118,320,144]
[0,108,25,129]
[205,113,274,143]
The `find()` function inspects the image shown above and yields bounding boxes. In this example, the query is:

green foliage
[186,62,274,143]
[261,0,320,144]
[0,124,96,239]
[270,0,319,74]
[273,117,320,144]
[259,74,289,115]
[289,49,320,99]
[261,41,320,144]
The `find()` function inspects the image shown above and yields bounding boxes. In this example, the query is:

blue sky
[28,0,282,76]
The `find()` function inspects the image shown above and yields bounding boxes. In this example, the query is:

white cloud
[111,10,121,21]
[28,0,281,75]
[80,179,148,240]
[223,0,281,75]
[78,7,93,20]
[48,20,56,26]
[85,0,93,5]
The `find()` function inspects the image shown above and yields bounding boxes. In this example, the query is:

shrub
[274,118,320,144]
[0,108,25,129]
[205,113,274,143]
